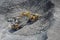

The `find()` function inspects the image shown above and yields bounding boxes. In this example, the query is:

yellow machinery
[11,23,20,30]
[20,11,40,21]
[9,11,41,31]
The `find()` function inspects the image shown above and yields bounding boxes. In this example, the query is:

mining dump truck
[7,11,42,33]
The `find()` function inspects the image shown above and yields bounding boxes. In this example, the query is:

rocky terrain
[0,0,60,40]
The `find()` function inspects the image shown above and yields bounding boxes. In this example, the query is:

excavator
[7,11,42,33]
[20,11,41,24]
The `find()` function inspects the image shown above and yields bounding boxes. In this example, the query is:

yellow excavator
[8,11,42,32]
[20,11,40,20]
[20,11,41,24]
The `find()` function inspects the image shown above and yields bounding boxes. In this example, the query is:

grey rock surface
[0,0,60,40]
[47,7,60,40]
